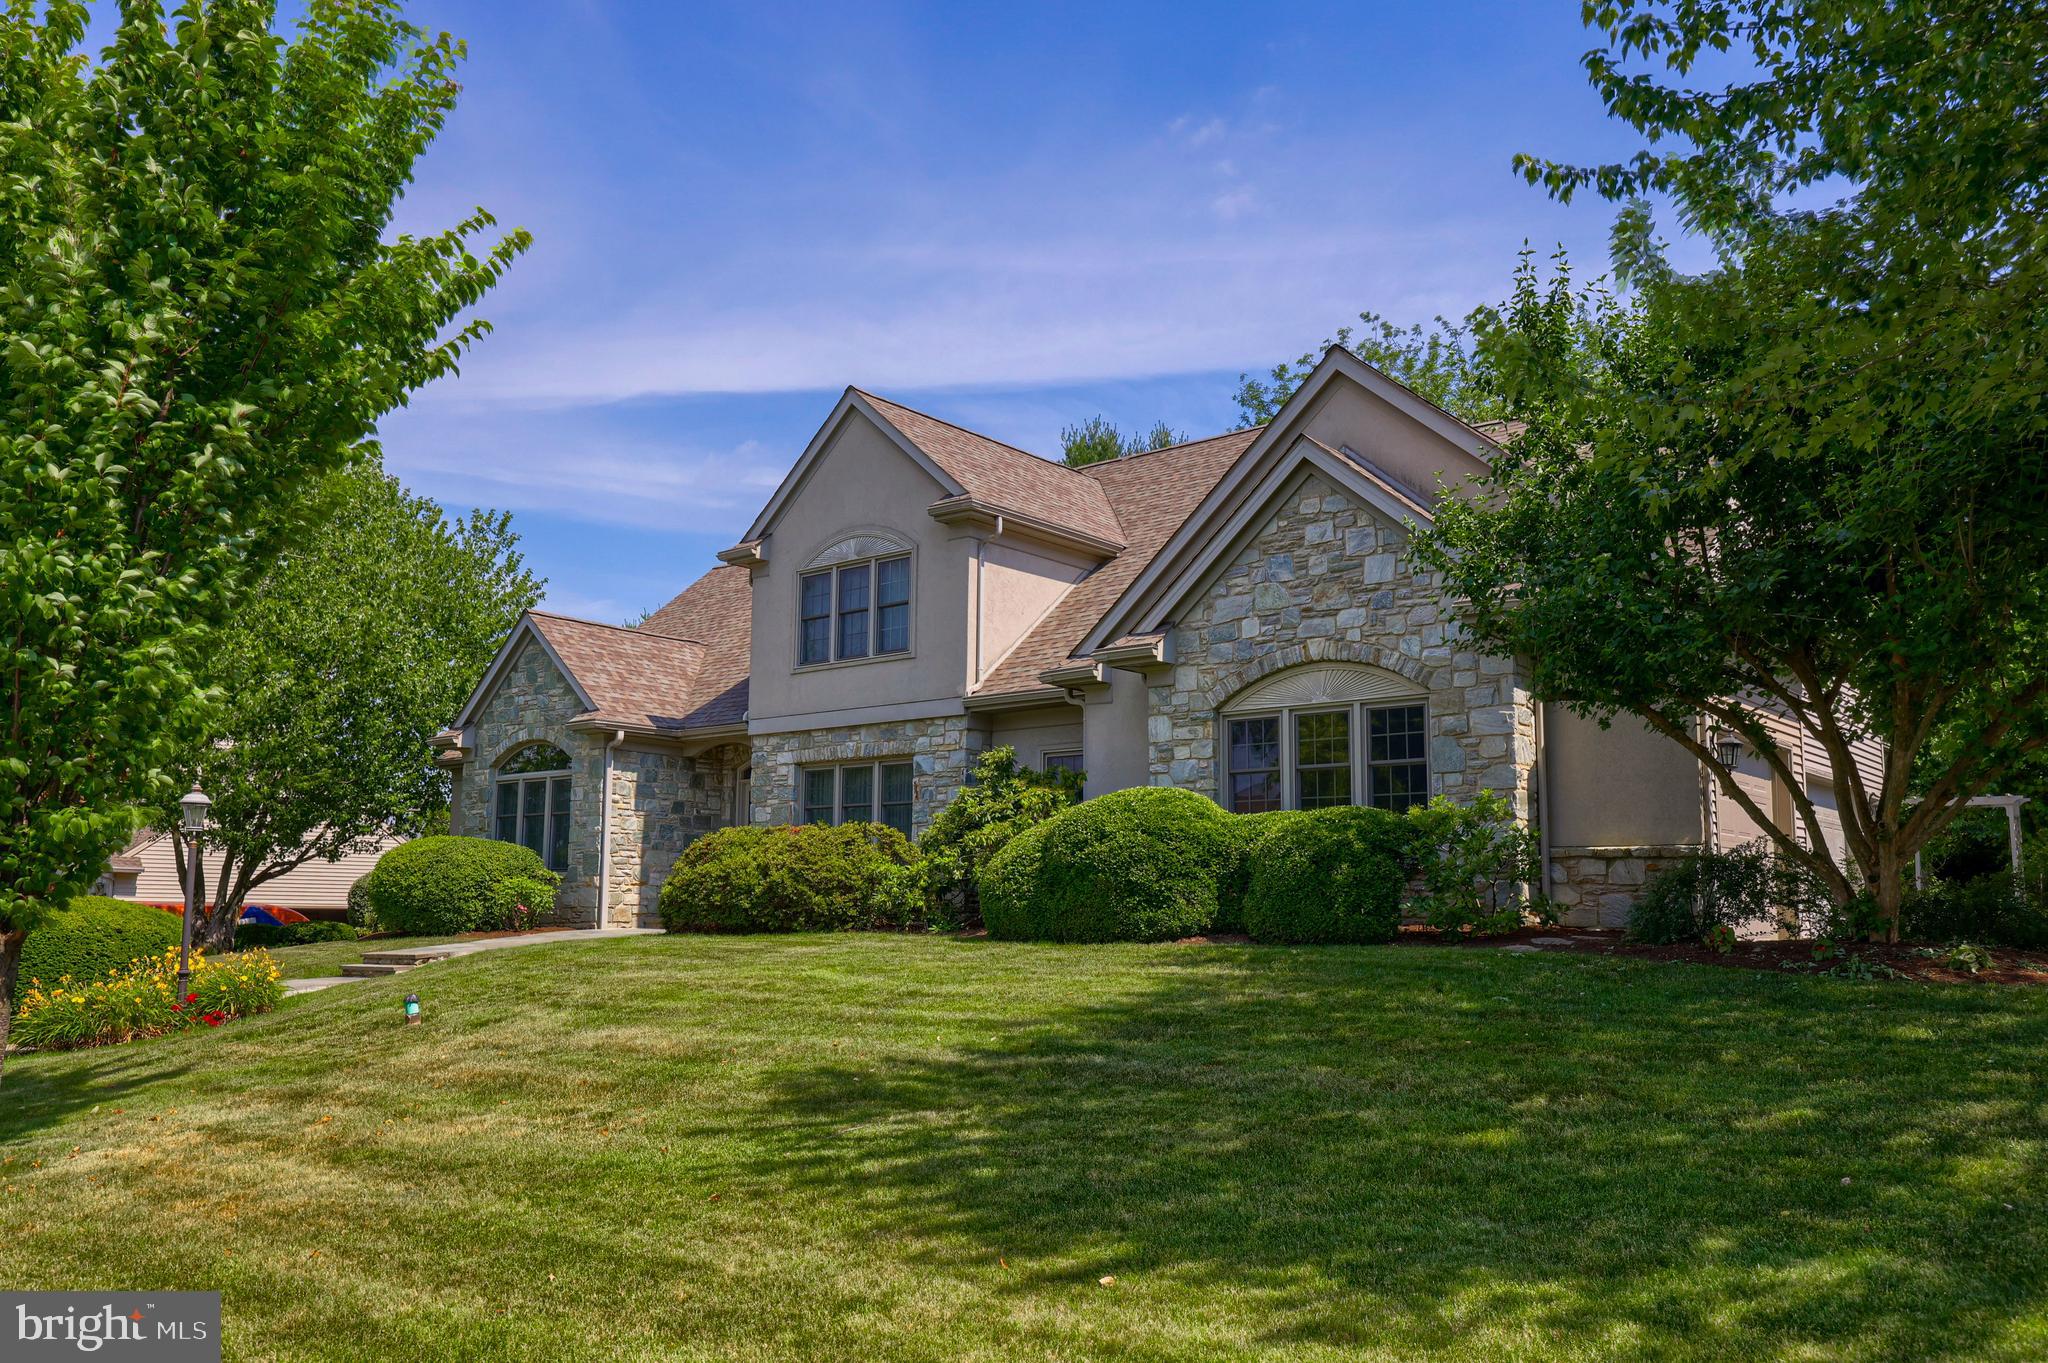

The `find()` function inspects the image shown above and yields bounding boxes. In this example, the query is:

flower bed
[12,946,286,1050]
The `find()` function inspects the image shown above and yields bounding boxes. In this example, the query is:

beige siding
[123,831,404,910]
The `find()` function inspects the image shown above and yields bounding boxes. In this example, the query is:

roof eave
[927,496,1124,557]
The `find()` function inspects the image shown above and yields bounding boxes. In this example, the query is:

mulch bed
[1166,924,2048,984]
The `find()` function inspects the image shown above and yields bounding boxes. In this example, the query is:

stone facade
[1149,471,1537,813]
[1547,845,1698,929]
[749,715,986,834]
[454,637,604,925]
[604,741,747,928]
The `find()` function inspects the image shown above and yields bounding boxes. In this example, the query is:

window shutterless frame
[494,767,572,873]
[1222,700,1430,814]
[799,761,916,837]
[797,552,912,667]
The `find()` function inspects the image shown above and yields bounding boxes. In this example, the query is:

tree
[0,0,526,1075]
[160,463,542,951]
[1418,0,2048,944]
[1236,311,1505,426]
[1060,416,1187,467]
[919,747,1082,926]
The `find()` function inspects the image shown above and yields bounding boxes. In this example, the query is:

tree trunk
[1868,843,1907,945]
[0,928,24,1089]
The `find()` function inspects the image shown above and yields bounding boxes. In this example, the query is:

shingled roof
[972,427,1263,697]
[505,564,751,735]
[858,391,1125,548]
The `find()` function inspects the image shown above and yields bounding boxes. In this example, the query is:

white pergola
[1913,793,2029,888]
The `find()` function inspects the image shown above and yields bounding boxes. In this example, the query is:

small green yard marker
[405,992,421,1025]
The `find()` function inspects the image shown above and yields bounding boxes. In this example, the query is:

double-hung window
[1223,699,1430,814]
[802,761,915,837]
[494,743,573,872]
[799,554,911,665]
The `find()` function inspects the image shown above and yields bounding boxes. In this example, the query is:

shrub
[919,747,1082,929]
[345,874,379,932]
[981,787,1238,942]
[12,945,285,1050]
[1900,873,2048,949]
[1405,792,1548,937]
[1627,841,1832,945]
[1216,810,1315,934]
[659,823,921,933]
[233,920,359,948]
[20,897,184,989]
[361,836,560,935]
[1243,806,1413,944]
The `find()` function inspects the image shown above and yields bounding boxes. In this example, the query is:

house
[435,348,1872,929]
[95,828,405,917]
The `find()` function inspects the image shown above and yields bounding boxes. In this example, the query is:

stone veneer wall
[1150,472,1536,813]
[1547,845,1702,929]
[750,715,985,835]
[454,636,604,926]
[603,741,746,928]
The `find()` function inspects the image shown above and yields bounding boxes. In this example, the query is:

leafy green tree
[1420,0,2048,939]
[0,0,526,1072]
[1060,416,1187,467]
[1236,312,1505,426]
[160,464,542,950]
[919,747,1083,927]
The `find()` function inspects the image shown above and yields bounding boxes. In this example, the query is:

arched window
[1219,664,1429,814]
[798,531,913,666]
[495,743,571,871]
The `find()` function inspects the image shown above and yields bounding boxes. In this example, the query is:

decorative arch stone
[804,527,913,569]
[1219,661,1424,714]
[496,740,571,773]
[1201,641,1430,711]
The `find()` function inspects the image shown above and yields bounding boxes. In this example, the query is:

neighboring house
[96,829,405,917]
[436,347,1874,929]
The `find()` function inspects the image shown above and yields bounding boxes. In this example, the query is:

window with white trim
[799,554,911,666]
[495,742,572,872]
[802,761,915,836]
[1219,664,1431,814]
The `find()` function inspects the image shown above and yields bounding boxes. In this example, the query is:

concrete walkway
[283,927,661,995]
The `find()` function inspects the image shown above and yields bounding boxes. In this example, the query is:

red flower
[185,993,199,1004]
[170,1002,182,1012]
[203,1012,225,1027]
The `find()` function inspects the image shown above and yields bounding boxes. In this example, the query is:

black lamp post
[177,785,210,1000]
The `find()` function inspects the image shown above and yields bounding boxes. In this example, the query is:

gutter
[597,729,625,929]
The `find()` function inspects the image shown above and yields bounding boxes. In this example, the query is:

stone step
[339,961,415,977]
[359,949,457,966]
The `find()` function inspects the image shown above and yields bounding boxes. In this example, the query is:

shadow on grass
[0,1046,197,1142]
[752,946,2048,1360]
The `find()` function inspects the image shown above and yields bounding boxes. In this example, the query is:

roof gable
[733,388,1124,556]
[454,615,598,730]
[1075,347,1492,656]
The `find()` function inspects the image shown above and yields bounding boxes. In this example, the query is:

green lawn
[259,934,468,980]
[3,936,2045,1362]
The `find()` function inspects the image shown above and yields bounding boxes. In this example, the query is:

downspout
[1533,699,1552,903]
[597,729,624,928]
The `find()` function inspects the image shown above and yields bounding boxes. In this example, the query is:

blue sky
[368,1,1718,623]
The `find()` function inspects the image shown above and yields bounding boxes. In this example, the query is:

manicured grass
[257,934,468,980]
[2,935,2045,1362]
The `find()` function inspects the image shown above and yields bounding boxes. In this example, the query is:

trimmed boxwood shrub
[20,897,184,986]
[659,823,921,933]
[1242,806,1413,944]
[981,787,1238,942]
[1216,810,1315,934]
[234,920,360,948]
[361,836,560,935]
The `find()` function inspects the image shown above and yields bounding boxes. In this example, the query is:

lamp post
[177,785,211,1001]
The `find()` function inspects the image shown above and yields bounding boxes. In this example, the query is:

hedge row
[20,897,185,986]
[658,823,921,933]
